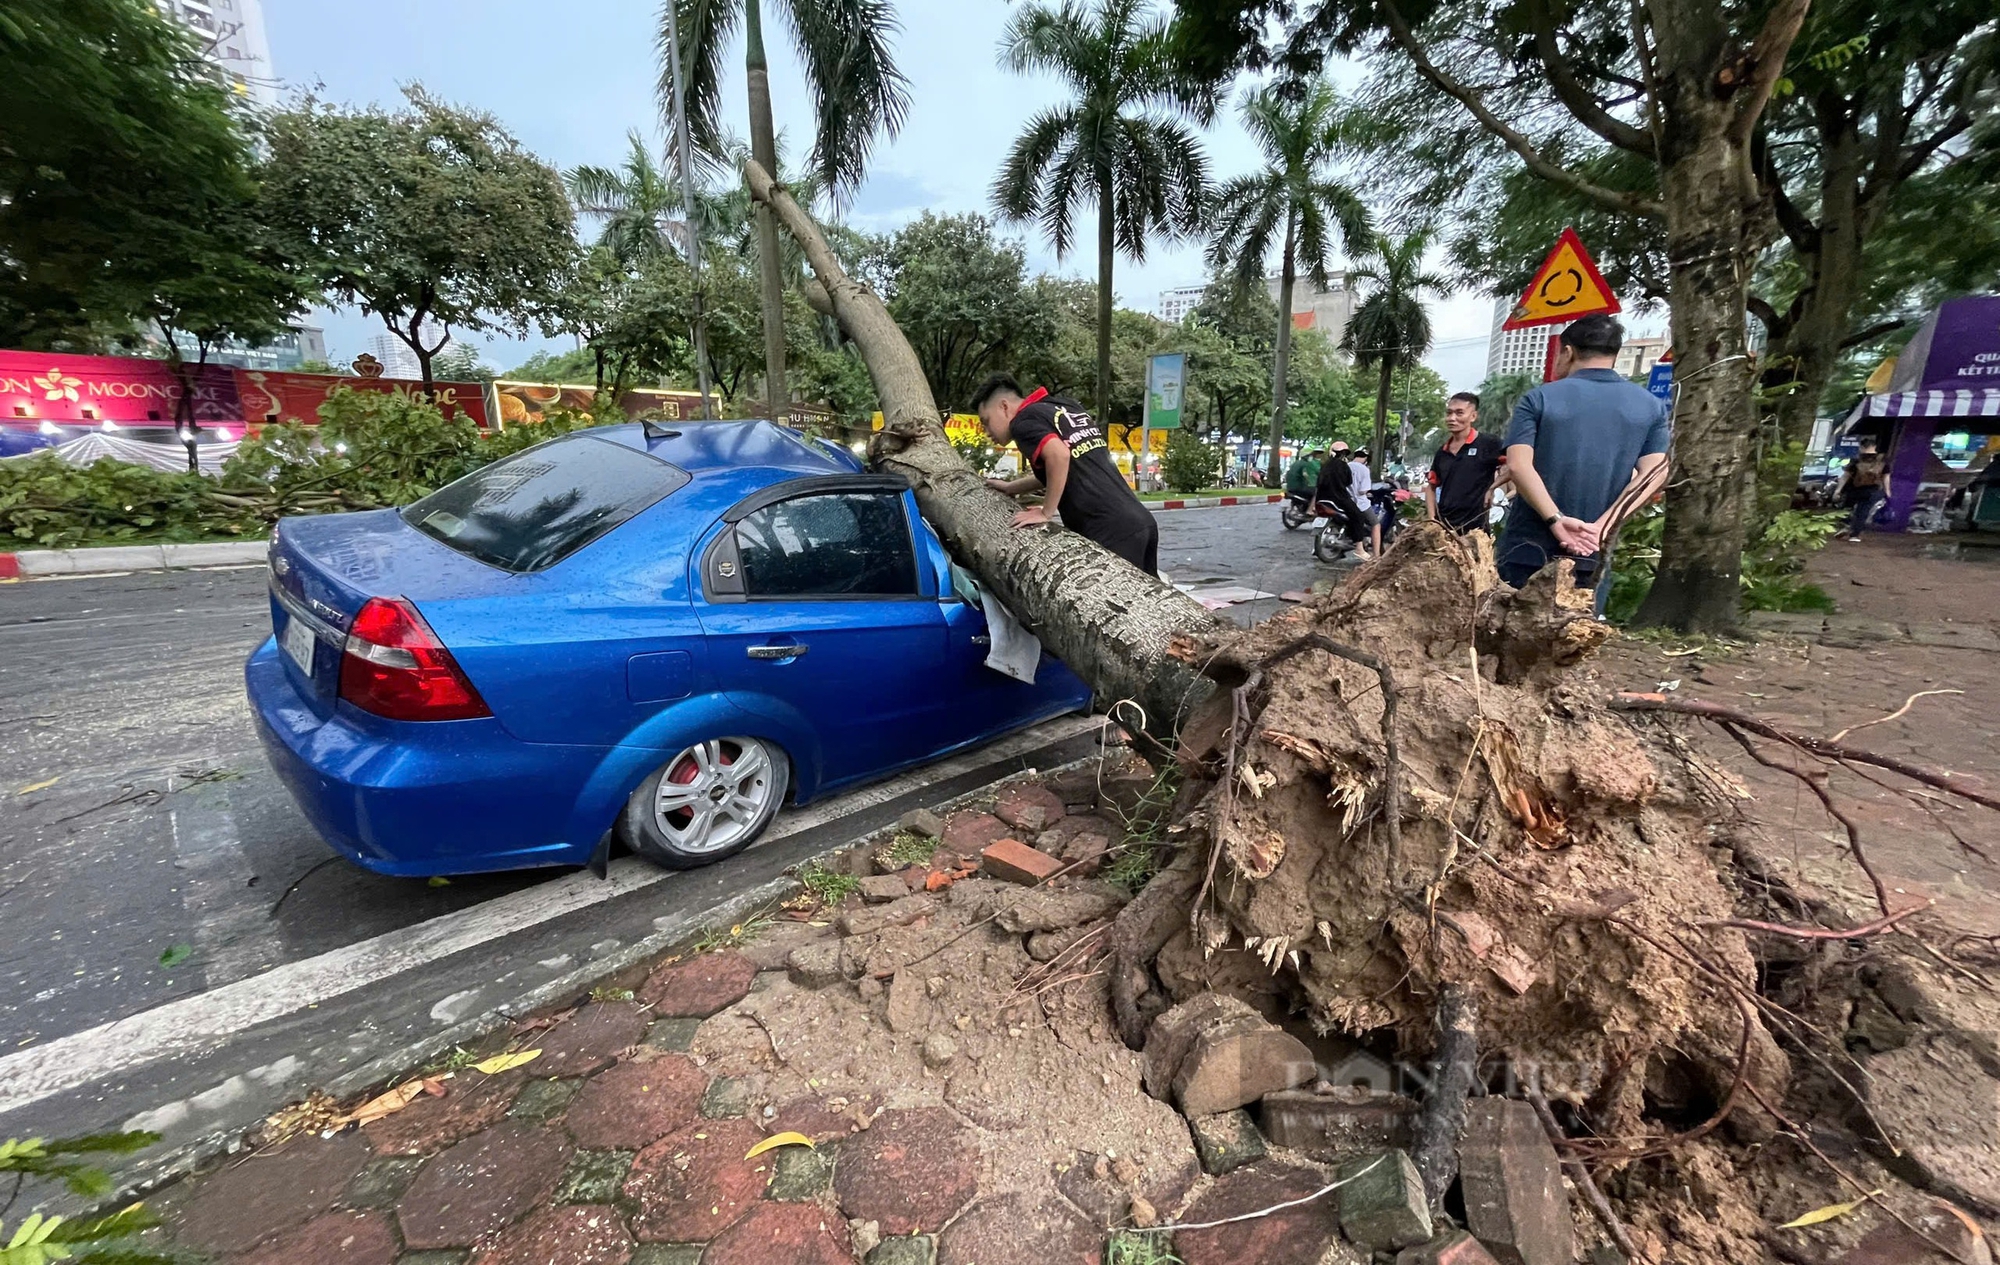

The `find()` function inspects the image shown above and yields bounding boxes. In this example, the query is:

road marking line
[0,713,1101,1116]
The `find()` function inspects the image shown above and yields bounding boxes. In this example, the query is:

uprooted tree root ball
[1113,521,1787,1147]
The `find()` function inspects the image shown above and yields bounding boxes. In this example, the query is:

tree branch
[1745,294,1787,340]
[1525,0,1657,156]
[1838,318,1910,352]
[1728,0,1812,147]
[1378,0,1665,219]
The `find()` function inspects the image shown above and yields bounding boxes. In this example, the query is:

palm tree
[662,0,909,406]
[992,0,1210,419]
[567,132,694,268]
[1207,77,1371,486]
[1341,230,1449,479]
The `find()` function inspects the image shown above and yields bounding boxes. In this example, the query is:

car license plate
[281,615,317,673]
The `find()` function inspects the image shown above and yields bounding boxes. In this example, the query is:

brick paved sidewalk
[148,939,1375,1265]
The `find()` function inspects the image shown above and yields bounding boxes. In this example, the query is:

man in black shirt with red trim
[973,373,1160,576]
[1426,391,1507,533]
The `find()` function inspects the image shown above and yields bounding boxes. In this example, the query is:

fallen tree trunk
[743,159,1218,742]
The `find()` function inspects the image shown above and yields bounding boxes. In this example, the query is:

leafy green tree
[1207,75,1371,484]
[866,212,1061,411]
[261,88,578,397]
[993,0,1211,420]
[1288,342,1362,443]
[663,0,910,404]
[1341,231,1448,477]
[1159,428,1218,492]
[1013,276,1102,404]
[0,0,266,350]
[1169,0,1830,631]
[139,209,308,469]
[430,344,497,384]
[504,347,598,384]
[1474,372,1537,434]
[551,246,691,396]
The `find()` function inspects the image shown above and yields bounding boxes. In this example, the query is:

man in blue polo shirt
[1499,315,1671,612]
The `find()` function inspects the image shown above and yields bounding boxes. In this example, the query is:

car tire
[618,736,790,870]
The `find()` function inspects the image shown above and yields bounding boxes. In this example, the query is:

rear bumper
[246,639,605,876]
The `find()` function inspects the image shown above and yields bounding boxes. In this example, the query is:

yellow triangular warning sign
[1503,227,1620,330]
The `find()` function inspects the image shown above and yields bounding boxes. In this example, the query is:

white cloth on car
[979,589,1042,684]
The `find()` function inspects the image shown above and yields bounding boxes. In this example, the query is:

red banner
[0,350,239,427]
[0,350,488,432]
[235,369,489,430]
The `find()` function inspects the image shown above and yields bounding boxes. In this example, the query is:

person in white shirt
[1349,450,1373,494]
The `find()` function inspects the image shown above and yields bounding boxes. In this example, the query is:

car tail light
[338,597,491,721]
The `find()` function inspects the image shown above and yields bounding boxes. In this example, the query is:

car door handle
[970,634,991,647]
[747,643,808,660]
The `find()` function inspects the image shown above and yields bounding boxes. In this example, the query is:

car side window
[733,492,918,598]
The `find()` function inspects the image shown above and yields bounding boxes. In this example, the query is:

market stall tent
[1840,295,2000,529]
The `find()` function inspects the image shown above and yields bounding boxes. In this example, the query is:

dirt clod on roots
[1114,521,1788,1145]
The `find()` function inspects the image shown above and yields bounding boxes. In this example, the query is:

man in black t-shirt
[1426,391,1507,533]
[973,373,1160,575]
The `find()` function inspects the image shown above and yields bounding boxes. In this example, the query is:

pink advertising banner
[0,350,490,431]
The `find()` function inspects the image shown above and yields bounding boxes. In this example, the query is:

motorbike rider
[1314,441,1381,561]
[1285,447,1324,506]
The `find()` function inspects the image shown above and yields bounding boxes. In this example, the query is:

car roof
[587,419,865,497]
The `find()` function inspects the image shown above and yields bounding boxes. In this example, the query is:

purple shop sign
[1890,295,2000,393]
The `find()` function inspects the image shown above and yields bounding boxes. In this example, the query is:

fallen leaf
[1934,1200,1985,1243]
[340,1078,436,1127]
[14,776,59,795]
[745,1131,815,1159]
[427,876,451,887]
[472,1049,542,1075]
[1778,1192,1881,1229]
[158,944,193,969]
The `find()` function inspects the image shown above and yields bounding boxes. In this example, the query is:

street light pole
[664,0,716,421]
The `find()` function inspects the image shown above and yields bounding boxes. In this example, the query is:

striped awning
[1851,388,2000,419]
[1840,387,2000,436]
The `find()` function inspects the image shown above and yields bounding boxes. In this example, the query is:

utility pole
[663,0,716,421]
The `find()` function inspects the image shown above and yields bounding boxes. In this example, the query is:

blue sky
[269,0,1507,389]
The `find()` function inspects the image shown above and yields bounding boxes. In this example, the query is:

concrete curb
[55,748,1106,1214]
[0,538,268,578]
[1146,493,1285,512]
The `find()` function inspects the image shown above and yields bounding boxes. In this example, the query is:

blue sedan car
[246,420,1091,876]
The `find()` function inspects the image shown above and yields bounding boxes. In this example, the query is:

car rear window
[403,435,690,573]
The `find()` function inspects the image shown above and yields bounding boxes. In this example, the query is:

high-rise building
[158,324,326,371]
[365,335,423,381]
[157,0,278,108]
[1159,269,1358,345]
[1267,268,1356,348]
[1486,297,1568,380]
[1157,284,1208,325]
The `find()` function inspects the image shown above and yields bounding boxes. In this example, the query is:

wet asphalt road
[0,504,1332,1053]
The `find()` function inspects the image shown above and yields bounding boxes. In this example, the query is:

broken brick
[1259,1087,1416,1161]
[1458,1099,1574,1265]
[1175,1162,1343,1265]
[941,811,1012,858]
[1336,1149,1433,1253]
[1172,1017,1316,1117]
[994,784,1067,832]
[1190,1109,1267,1176]
[858,874,911,903]
[980,838,1062,885]
[1397,1230,1503,1265]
